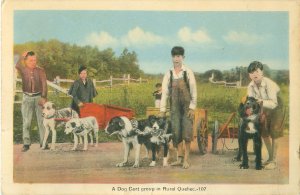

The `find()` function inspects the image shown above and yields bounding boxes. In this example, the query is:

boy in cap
[160,46,197,169]
[247,61,285,169]
[69,65,98,116]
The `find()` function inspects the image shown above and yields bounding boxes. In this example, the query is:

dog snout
[42,113,45,117]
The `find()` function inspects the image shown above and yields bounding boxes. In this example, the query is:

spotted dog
[41,101,79,150]
[105,116,172,168]
[65,117,99,151]
[237,96,263,170]
[105,116,141,168]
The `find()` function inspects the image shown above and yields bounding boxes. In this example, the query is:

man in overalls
[160,46,197,169]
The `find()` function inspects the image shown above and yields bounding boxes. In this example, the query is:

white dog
[65,117,99,151]
[42,102,79,150]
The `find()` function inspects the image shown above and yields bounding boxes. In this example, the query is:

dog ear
[71,122,76,128]
[119,120,125,128]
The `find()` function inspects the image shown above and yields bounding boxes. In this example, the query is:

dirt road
[13,136,289,184]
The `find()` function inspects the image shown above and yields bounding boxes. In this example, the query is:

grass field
[13,81,289,143]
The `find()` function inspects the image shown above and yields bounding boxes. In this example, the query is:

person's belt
[23,92,41,97]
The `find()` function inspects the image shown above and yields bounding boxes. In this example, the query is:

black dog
[136,115,172,167]
[237,96,263,170]
[105,115,172,167]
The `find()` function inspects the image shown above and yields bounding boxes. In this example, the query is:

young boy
[160,46,197,169]
[153,83,162,108]
[69,65,98,116]
[247,61,285,169]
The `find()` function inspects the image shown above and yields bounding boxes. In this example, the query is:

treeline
[14,39,144,80]
[14,39,289,85]
[197,65,289,86]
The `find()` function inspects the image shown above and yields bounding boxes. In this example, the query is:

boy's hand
[159,112,166,118]
[78,102,84,107]
[187,109,195,120]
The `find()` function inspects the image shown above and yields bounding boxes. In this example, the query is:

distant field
[13,81,289,143]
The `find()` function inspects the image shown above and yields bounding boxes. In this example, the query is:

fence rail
[14,74,148,103]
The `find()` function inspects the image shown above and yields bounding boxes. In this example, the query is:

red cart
[80,103,135,129]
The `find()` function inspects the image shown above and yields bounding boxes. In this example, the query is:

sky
[14,11,289,74]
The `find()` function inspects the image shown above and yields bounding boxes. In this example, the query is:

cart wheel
[197,119,208,155]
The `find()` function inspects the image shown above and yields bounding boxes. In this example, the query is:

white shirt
[160,65,197,112]
[247,77,280,109]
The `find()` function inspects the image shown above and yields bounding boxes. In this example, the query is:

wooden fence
[14,74,148,103]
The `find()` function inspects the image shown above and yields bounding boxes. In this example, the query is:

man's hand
[78,102,84,107]
[38,98,47,106]
[187,109,195,120]
[159,112,166,118]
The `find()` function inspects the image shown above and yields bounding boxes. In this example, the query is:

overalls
[169,76,193,147]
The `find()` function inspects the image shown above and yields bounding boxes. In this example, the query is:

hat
[171,46,184,56]
[78,65,87,74]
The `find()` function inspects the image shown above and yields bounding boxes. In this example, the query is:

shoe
[264,161,277,170]
[22,145,30,152]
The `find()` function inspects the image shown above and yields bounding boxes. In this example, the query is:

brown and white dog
[41,101,79,150]
[64,116,99,151]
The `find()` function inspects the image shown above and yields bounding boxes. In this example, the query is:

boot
[171,142,183,166]
[183,142,191,169]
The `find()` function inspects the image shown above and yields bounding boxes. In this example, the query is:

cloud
[82,27,164,49]
[83,31,118,49]
[121,27,164,47]
[177,27,212,44]
[223,31,263,45]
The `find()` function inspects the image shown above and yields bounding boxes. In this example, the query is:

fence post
[123,74,126,84]
[110,76,113,87]
[127,74,130,85]
[93,79,96,88]
[139,77,142,83]
[54,76,61,95]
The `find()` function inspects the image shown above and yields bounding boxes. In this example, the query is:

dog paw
[71,147,77,151]
[239,164,249,169]
[163,162,169,167]
[116,162,127,167]
[149,161,156,167]
[182,161,190,169]
[83,148,88,151]
[132,163,139,168]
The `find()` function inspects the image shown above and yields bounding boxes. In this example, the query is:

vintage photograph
[2,0,300,194]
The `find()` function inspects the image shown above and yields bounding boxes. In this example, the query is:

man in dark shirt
[69,66,98,116]
[15,51,48,152]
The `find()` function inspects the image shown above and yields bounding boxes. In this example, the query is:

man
[69,65,98,116]
[15,51,48,152]
[247,61,285,169]
[160,46,197,169]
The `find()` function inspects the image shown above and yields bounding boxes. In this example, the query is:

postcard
[1,0,300,194]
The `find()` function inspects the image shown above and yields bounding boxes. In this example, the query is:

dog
[237,96,263,170]
[105,115,172,168]
[135,115,172,167]
[64,116,99,151]
[41,101,79,150]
